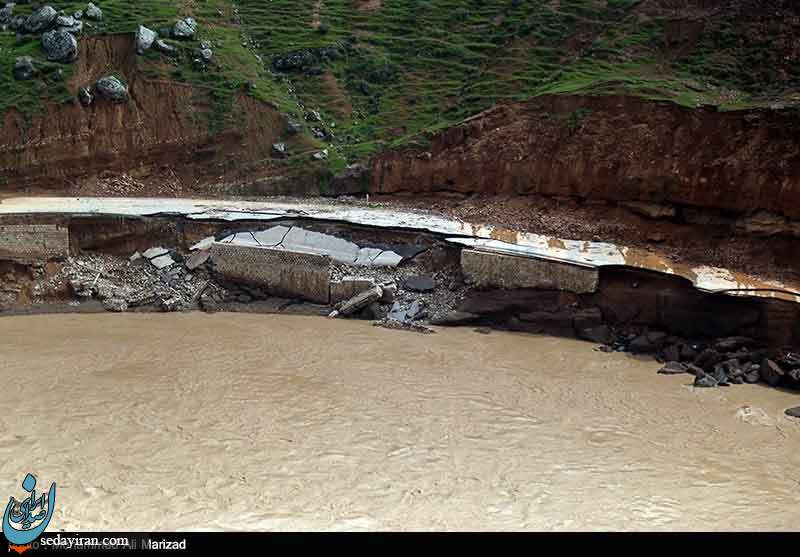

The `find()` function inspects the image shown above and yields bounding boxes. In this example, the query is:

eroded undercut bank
[2,198,800,395]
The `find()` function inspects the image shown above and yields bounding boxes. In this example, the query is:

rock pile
[135,25,157,54]
[608,330,800,390]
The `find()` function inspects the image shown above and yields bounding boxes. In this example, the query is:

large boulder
[0,5,14,25]
[9,14,25,31]
[23,5,57,34]
[41,29,78,62]
[135,25,157,54]
[760,358,785,387]
[56,14,82,35]
[13,56,35,80]
[172,17,197,39]
[83,2,102,20]
[94,76,128,103]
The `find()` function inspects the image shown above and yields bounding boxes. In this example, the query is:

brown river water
[1,313,799,531]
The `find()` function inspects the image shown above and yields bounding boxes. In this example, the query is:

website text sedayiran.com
[31,534,187,550]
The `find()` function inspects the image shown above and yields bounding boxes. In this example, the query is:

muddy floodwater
[2,313,799,531]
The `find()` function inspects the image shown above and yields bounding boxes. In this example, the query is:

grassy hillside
[1,0,798,169]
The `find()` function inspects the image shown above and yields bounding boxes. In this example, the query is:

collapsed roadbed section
[2,196,800,392]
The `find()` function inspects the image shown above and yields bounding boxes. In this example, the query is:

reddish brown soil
[0,35,291,194]
[370,95,800,219]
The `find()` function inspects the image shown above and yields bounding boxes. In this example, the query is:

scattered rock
[402,275,435,292]
[576,324,613,345]
[760,358,785,387]
[23,5,57,34]
[58,17,83,35]
[405,299,427,321]
[379,282,397,304]
[83,2,102,21]
[172,17,197,39]
[55,15,75,28]
[693,373,718,388]
[12,56,35,80]
[661,344,681,363]
[694,348,724,371]
[77,86,93,106]
[714,336,756,352]
[272,143,288,157]
[658,361,687,375]
[286,120,303,135]
[629,331,668,354]
[199,47,213,63]
[135,25,157,54]
[710,365,729,386]
[94,76,128,103]
[312,149,328,161]
[154,39,176,54]
[9,14,24,31]
[306,110,322,122]
[0,5,13,25]
[744,366,761,383]
[41,29,77,62]
[685,363,705,377]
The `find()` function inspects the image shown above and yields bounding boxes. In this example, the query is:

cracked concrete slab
[252,226,291,247]
[225,226,402,268]
[142,247,168,259]
[150,254,176,270]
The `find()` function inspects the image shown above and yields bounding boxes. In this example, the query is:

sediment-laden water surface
[1,313,799,531]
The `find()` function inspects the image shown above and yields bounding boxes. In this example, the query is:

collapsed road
[2,196,800,400]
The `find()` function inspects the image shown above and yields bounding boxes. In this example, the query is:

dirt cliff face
[370,95,800,219]
[0,35,287,193]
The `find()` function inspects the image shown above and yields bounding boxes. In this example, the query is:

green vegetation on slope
[1,0,797,169]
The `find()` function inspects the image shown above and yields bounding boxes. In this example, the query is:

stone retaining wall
[0,224,69,263]
[209,243,331,304]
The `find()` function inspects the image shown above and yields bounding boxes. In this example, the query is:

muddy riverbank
[1,313,799,531]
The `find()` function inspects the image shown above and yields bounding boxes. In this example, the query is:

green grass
[1,0,796,170]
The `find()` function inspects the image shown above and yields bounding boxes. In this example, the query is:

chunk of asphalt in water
[785,407,800,418]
